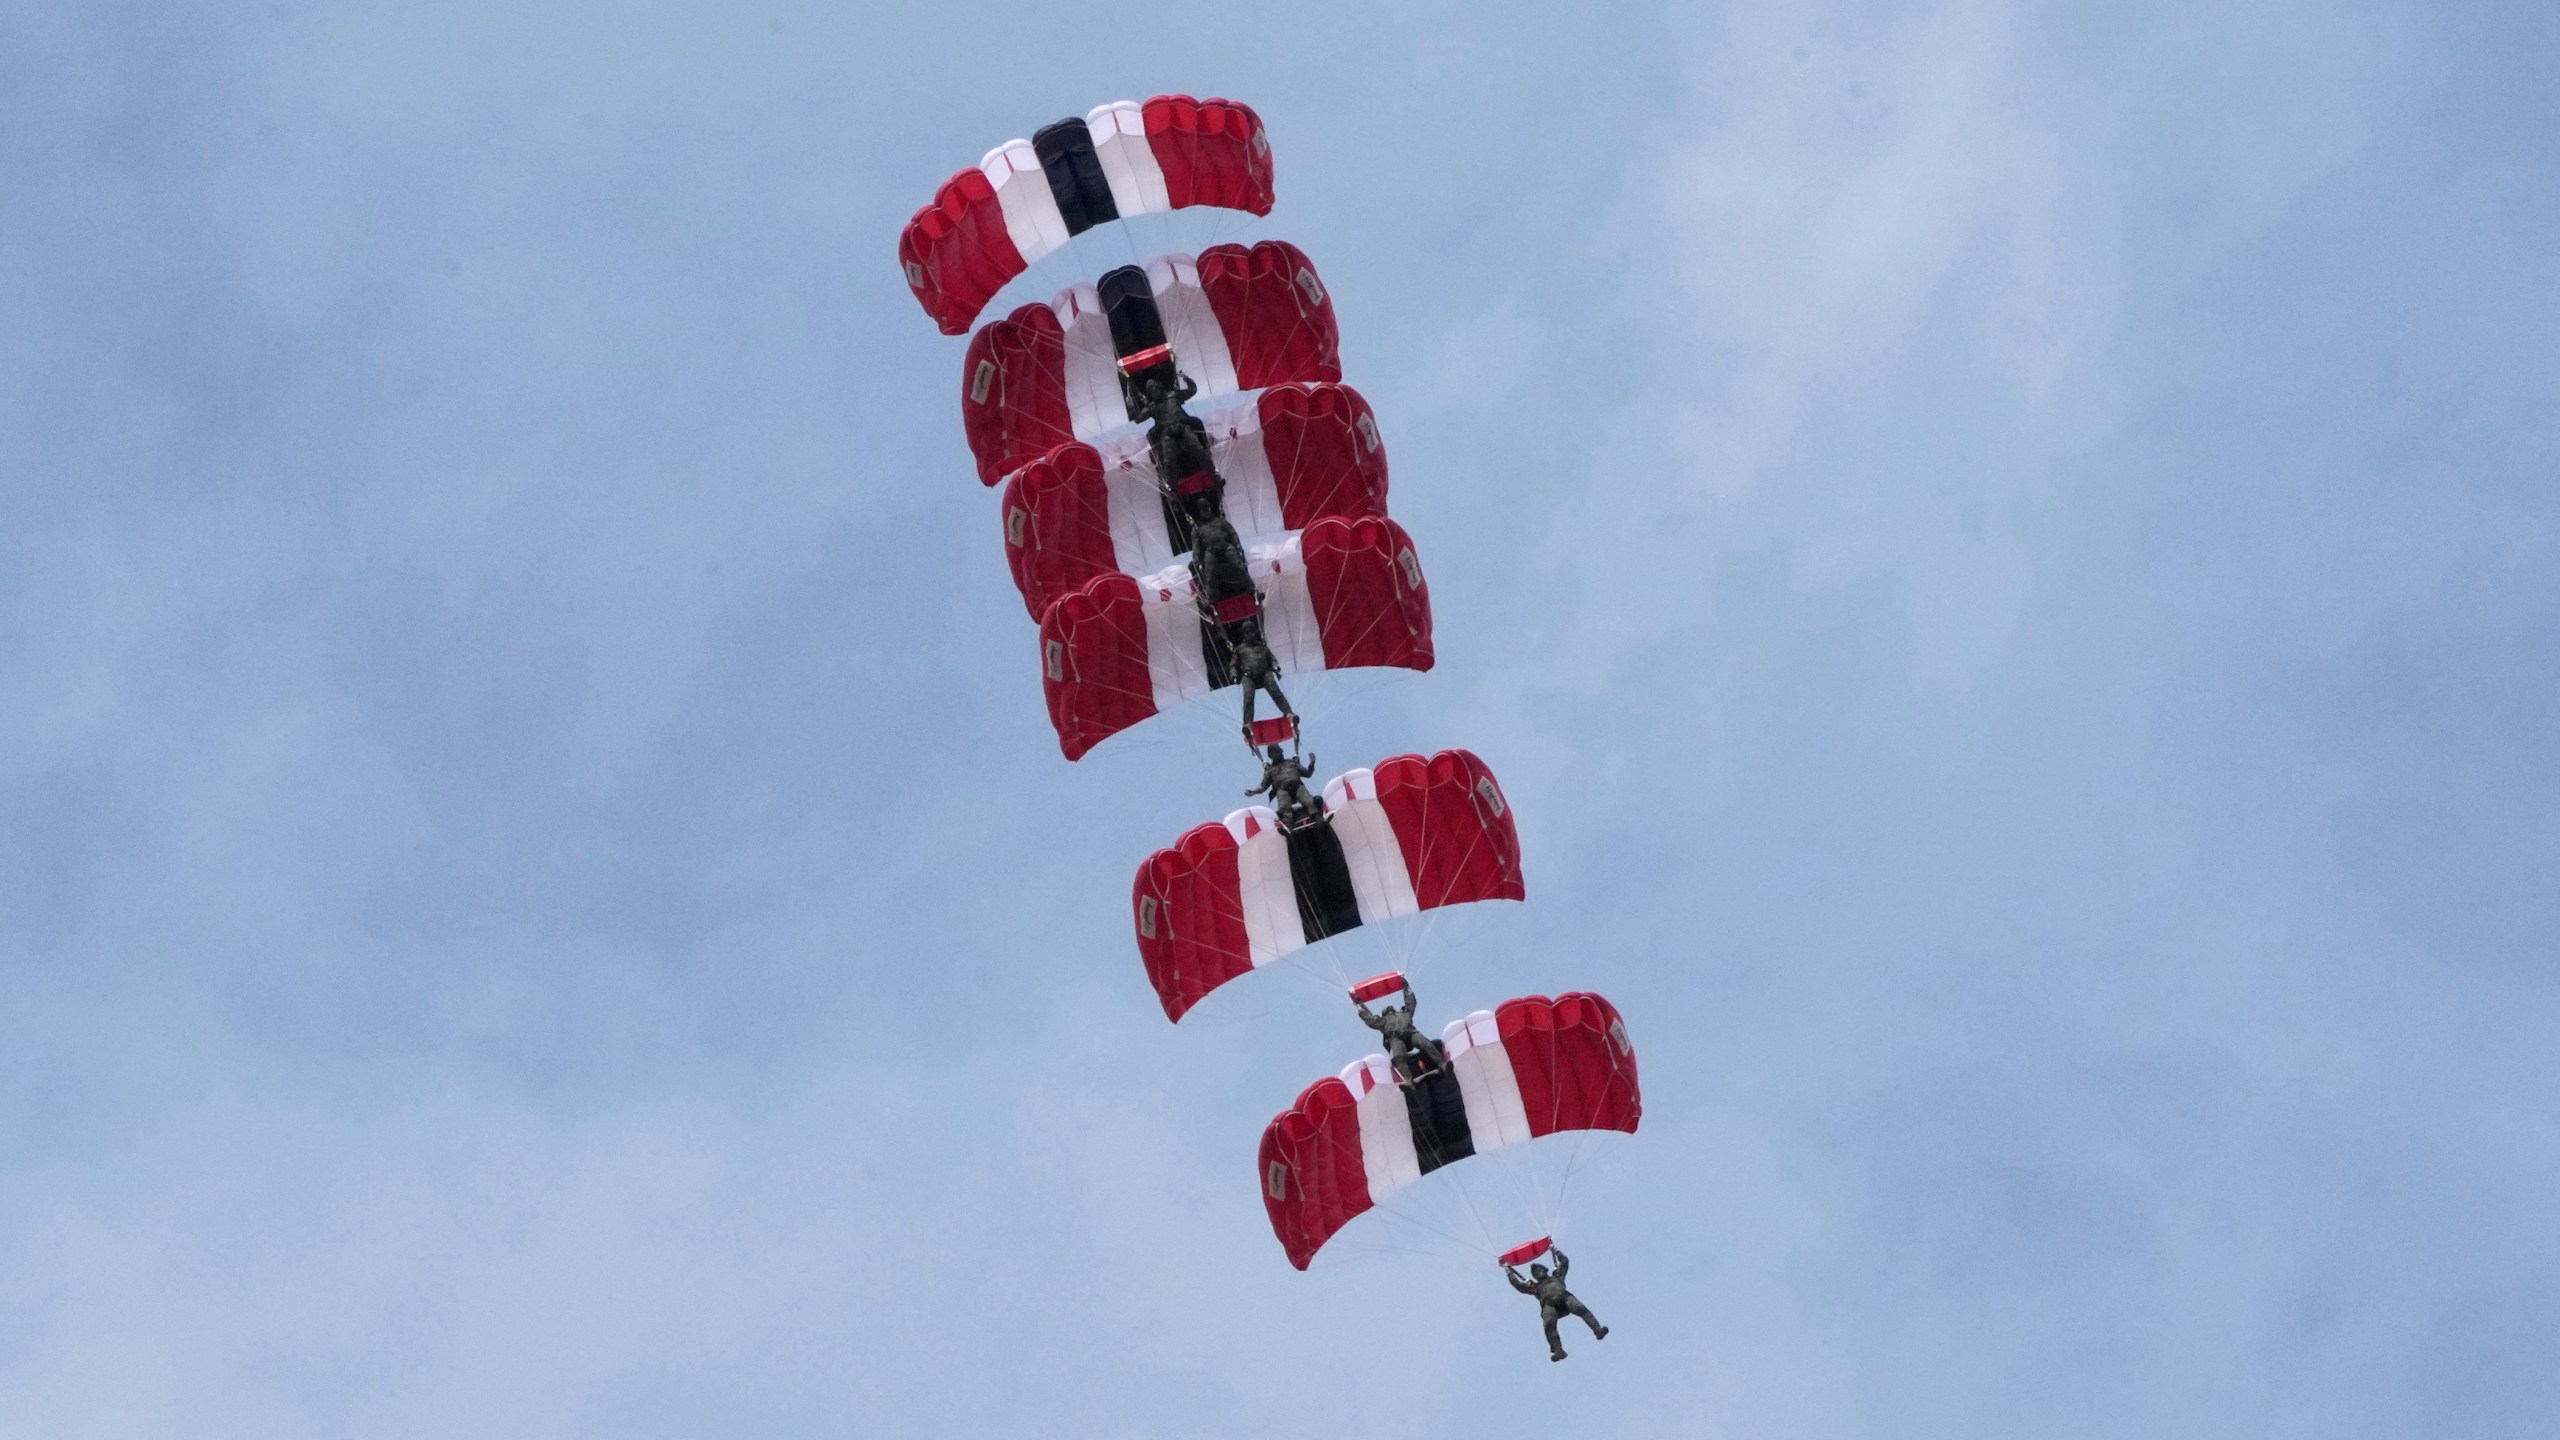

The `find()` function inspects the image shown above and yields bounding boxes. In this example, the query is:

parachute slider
[1118,342,1174,374]
[1208,591,1260,624]
[1172,470,1218,496]
[1499,1237,1553,1268]
[1348,972,1410,1005]
[1247,715,1296,747]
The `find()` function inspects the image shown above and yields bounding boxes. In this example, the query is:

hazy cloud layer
[3,1,2554,1435]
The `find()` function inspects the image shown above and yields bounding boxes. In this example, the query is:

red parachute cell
[1258,383,1386,528]
[1144,94,1275,212]
[960,305,1071,488]
[900,167,1024,340]
[1303,514,1432,674]
[1204,241,1341,391]
[1036,576,1158,760]
[998,443,1118,622]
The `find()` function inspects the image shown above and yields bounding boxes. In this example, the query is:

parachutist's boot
[1550,1350,1566,1363]
[1596,1326,1609,1340]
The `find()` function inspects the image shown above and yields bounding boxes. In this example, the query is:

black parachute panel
[1285,815,1364,943]
[1403,1067,1477,1174]
[1031,118,1120,235]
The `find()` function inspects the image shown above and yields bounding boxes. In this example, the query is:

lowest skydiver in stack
[1136,371,1300,750]
[1506,1248,1609,1362]
[1353,979,1448,1083]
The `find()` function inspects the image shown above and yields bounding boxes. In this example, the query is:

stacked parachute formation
[898,97,1639,1335]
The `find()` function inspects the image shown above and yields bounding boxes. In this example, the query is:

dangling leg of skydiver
[1414,1023,1447,1073]
[1241,661,1296,749]
[1542,1308,1568,1362]
[1239,672,1263,750]
[1563,1295,1608,1342]
[1385,1038,1426,1083]
[1238,662,1297,749]
[1380,1033,1416,1082]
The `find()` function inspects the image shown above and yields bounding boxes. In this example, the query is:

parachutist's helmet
[1265,744,1287,763]
[1530,1264,1551,1280]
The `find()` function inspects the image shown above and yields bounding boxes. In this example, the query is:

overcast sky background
[4,0,2556,1435]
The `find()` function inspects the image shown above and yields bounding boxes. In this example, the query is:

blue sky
[3,1,2555,1435]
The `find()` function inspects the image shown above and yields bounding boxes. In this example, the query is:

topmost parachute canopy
[900,96,1276,335]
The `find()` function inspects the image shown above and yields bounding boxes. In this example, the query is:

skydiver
[1355,980,1447,1083]
[1187,503,1254,602]
[1246,744,1323,830]
[1505,1248,1608,1362]
[1232,627,1297,748]
[1138,372,1216,484]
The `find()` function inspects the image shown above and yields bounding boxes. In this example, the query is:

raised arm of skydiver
[1354,984,1445,1081]
[1246,744,1317,797]
[1550,1247,1569,1280]
[1505,1265,1537,1295]
[1138,375,1188,438]
[1400,985,1448,1071]
[1140,371,1202,433]
[1247,747,1321,829]
[1355,993,1416,1079]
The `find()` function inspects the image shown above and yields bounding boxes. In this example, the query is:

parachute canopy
[900,96,1275,336]
[1134,750,1523,1020]
[1038,514,1432,760]
[1257,993,1640,1270]
[999,382,1387,618]
[964,241,1342,486]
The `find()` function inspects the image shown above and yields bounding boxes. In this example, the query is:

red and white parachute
[1037,515,1432,761]
[1133,749,1523,1020]
[964,242,1341,486]
[901,97,1275,336]
[1259,993,1641,1269]
[999,382,1385,616]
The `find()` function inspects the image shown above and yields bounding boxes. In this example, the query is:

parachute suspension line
[1365,1136,1511,1260]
